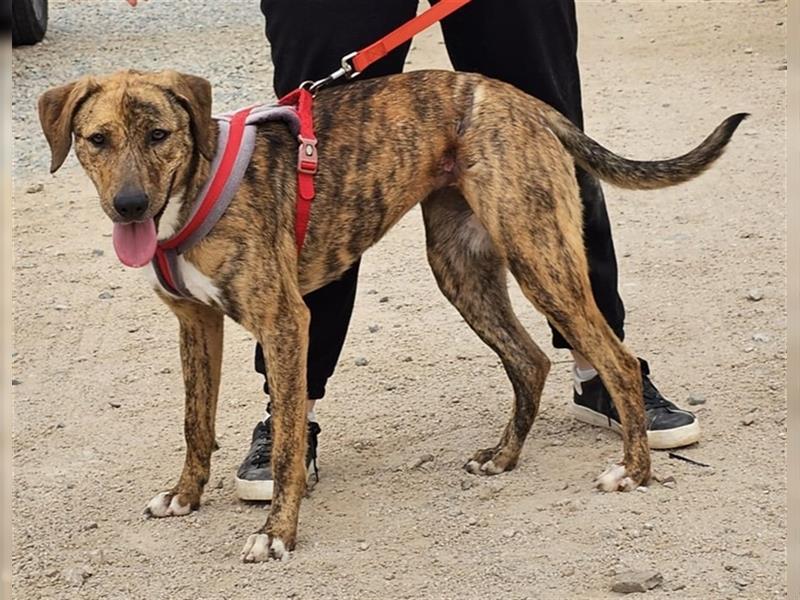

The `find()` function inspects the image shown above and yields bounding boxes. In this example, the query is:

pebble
[379,296,389,303]
[83,521,98,531]
[502,528,517,538]
[92,249,104,256]
[687,395,706,406]
[26,183,44,194]
[11,379,21,386]
[467,516,477,526]
[746,289,764,301]
[741,417,755,426]
[460,479,475,491]
[215,478,224,490]
[98,291,114,300]
[743,47,753,54]
[358,542,370,551]
[752,333,770,343]
[368,325,380,333]
[63,566,92,587]
[777,64,787,71]
[411,453,434,469]
[611,570,663,593]
[354,357,369,367]
[636,486,648,493]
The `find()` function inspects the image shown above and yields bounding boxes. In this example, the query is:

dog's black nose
[113,190,149,221]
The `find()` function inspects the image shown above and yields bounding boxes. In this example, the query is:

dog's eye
[150,129,170,143]
[88,133,106,147]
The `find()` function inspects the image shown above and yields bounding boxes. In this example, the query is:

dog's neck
[157,122,220,242]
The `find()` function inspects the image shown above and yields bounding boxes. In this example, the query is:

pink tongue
[112,219,158,268]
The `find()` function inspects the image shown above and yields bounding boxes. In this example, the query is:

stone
[92,249,104,256]
[83,521,98,531]
[379,296,389,303]
[610,570,663,593]
[368,325,380,333]
[687,395,706,406]
[752,333,770,343]
[26,183,44,194]
[98,291,114,300]
[63,566,92,587]
[358,542,370,551]
[746,289,764,301]
[354,357,369,367]
[411,453,434,469]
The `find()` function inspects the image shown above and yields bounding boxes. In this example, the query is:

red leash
[281,0,473,252]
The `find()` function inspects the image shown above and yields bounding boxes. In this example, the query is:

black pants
[256,0,626,400]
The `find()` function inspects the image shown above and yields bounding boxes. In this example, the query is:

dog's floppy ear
[38,78,99,173]
[154,70,214,160]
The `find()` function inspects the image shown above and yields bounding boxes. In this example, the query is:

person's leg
[237,0,419,501]
[436,0,699,449]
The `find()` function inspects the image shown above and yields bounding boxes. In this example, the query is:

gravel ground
[11,1,787,599]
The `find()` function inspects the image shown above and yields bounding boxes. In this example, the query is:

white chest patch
[157,194,184,241]
[144,256,223,307]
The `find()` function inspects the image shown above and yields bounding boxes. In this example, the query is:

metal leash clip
[303,52,361,94]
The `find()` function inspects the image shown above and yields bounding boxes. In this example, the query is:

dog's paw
[464,446,518,476]
[143,491,193,518]
[595,464,638,492]
[241,534,290,563]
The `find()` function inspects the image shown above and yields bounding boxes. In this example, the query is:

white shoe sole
[570,403,701,450]
[235,461,318,502]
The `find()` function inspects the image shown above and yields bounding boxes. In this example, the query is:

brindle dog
[38,69,745,562]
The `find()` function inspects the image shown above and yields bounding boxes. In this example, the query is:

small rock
[460,479,474,491]
[752,333,770,343]
[11,379,21,386]
[743,47,753,54]
[687,395,706,406]
[366,289,378,295]
[611,570,663,593]
[384,573,395,581]
[402,356,413,363]
[108,400,122,408]
[561,566,576,577]
[215,478,224,490]
[502,528,517,538]
[411,453,434,469]
[128,326,141,333]
[379,296,389,303]
[26,183,44,194]
[45,569,58,578]
[467,516,477,526]
[63,566,92,587]
[636,486,648,493]
[355,357,369,367]
[83,521,98,531]
[92,249,104,257]
[98,291,114,300]
[368,325,380,333]
[735,577,751,588]
[358,542,370,551]
[746,289,764,301]
[741,417,755,426]
[743,346,755,353]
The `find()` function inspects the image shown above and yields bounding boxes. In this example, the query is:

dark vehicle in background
[12,0,48,46]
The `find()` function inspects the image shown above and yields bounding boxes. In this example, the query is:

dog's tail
[541,107,748,190]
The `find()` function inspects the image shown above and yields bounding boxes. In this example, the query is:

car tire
[12,0,48,47]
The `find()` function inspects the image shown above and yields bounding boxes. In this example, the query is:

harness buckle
[297,135,318,174]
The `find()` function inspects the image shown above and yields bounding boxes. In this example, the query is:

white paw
[595,464,636,492]
[465,460,482,474]
[144,491,192,518]
[480,460,503,475]
[241,534,290,563]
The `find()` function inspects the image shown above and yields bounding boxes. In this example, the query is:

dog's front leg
[241,294,310,562]
[145,300,224,518]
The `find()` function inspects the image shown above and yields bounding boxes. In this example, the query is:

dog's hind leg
[145,300,224,517]
[460,162,649,490]
[422,189,550,475]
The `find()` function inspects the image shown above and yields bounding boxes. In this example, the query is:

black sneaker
[570,358,700,449]
[234,415,321,501]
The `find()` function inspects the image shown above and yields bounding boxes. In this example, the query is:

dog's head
[38,69,213,267]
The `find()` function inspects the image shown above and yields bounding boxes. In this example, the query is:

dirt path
[11,1,787,598]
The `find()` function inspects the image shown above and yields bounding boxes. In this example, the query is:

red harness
[152,90,317,298]
[151,0,472,300]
